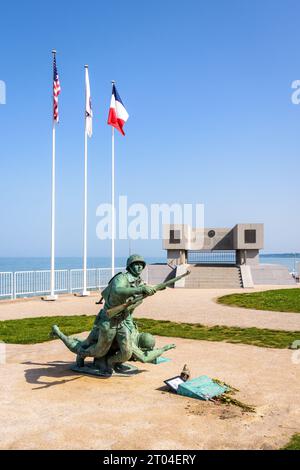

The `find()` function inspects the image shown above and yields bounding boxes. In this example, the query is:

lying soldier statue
[52,320,176,375]
[51,254,190,377]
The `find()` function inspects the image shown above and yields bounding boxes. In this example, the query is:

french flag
[107,83,129,136]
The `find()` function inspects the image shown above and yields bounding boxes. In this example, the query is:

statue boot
[93,356,113,377]
[76,354,85,368]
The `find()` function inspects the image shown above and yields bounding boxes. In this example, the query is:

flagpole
[82,65,89,295]
[111,124,115,277]
[45,50,58,300]
[49,120,57,299]
[111,80,116,277]
[82,126,89,294]
[108,79,128,277]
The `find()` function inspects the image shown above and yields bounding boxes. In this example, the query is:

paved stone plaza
[0,287,299,450]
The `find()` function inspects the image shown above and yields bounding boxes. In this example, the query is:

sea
[0,257,164,273]
[0,254,299,273]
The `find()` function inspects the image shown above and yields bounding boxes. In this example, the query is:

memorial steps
[183,265,243,289]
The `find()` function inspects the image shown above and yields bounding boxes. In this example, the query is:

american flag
[53,53,61,122]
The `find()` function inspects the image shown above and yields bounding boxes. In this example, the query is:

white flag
[85,67,93,138]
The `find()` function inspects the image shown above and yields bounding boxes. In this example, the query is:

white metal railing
[70,267,126,293]
[0,267,128,300]
[0,272,13,299]
[14,270,69,298]
[70,268,100,293]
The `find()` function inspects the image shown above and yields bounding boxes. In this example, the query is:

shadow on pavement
[22,361,81,390]
[22,361,148,389]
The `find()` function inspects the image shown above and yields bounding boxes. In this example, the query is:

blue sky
[0,0,299,258]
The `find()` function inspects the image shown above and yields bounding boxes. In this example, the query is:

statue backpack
[96,272,123,305]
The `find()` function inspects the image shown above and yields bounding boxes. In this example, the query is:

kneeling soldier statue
[52,254,189,377]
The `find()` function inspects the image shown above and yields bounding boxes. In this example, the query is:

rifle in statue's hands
[106,270,190,319]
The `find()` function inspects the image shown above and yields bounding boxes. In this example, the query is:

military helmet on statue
[138,332,156,350]
[126,254,146,270]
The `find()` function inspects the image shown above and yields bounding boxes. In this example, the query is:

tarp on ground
[177,375,228,401]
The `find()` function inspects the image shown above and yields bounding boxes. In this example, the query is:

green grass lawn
[217,288,300,313]
[0,315,94,345]
[281,433,300,450]
[0,315,299,349]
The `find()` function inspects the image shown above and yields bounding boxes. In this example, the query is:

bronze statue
[52,319,176,375]
[52,255,189,377]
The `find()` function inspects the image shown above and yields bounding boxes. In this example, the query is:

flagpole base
[78,291,90,297]
[42,294,58,301]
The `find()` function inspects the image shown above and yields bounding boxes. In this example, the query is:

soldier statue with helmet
[51,254,189,377]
